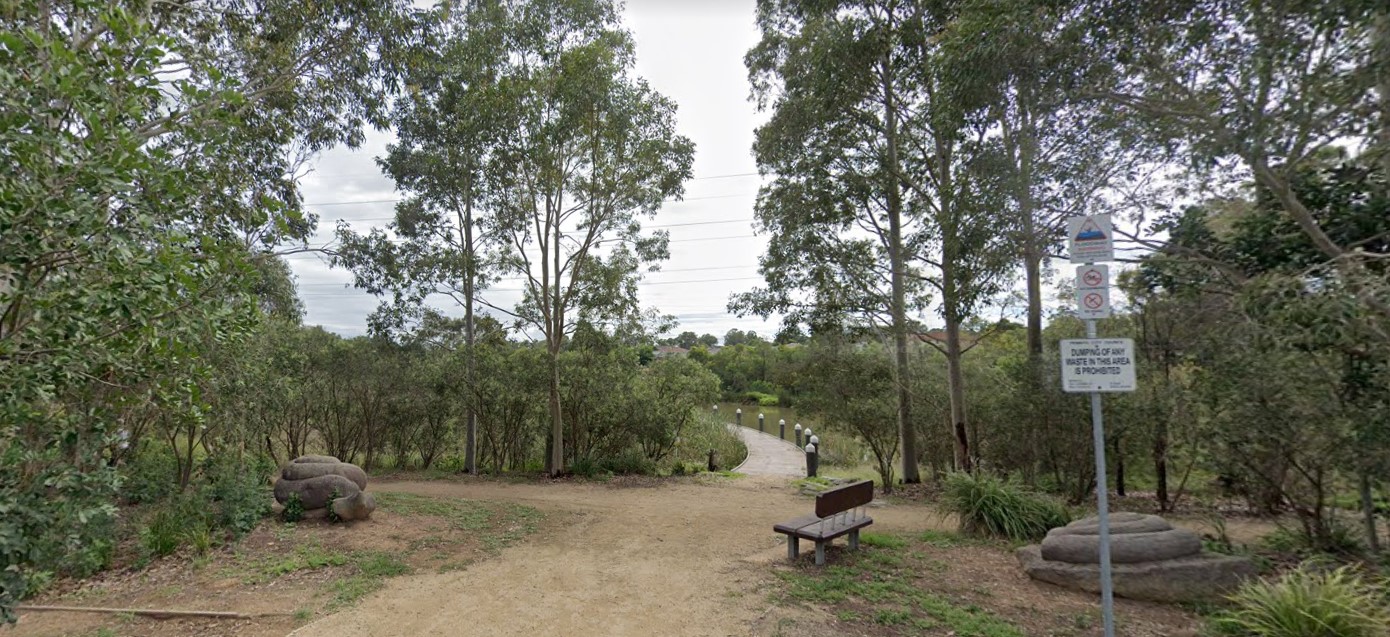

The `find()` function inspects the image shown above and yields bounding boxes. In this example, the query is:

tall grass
[940,472,1071,542]
[1210,564,1390,637]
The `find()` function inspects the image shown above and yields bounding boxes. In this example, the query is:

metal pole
[1086,318,1116,637]
[758,413,765,433]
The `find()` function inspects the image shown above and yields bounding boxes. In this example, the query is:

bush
[141,498,204,558]
[199,454,272,538]
[941,472,1071,542]
[671,412,747,471]
[282,492,305,523]
[1210,564,1390,637]
[118,448,179,505]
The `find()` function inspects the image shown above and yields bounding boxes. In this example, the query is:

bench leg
[787,536,799,560]
[815,540,826,566]
[849,529,860,551]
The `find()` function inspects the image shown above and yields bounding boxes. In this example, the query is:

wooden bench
[773,480,874,565]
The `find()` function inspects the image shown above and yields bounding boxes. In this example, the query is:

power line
[302,170,761,184]
[295,263,760,287]
[296,275,763,297]
[303,191,757,208]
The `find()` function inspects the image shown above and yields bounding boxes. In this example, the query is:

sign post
[1064,214,1130,637]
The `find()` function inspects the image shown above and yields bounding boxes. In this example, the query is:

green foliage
[1210,565,1390,637]
[282,493,306,524]
[941,472,1070,542]
[141,499,202,558]
[119,449,181,505]
[201,455,272,538]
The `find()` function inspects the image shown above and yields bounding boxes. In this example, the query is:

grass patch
[941,472,1070,542]
[374,492,541,553]
[772,535,1024,637]
[242,542,350,584]
[772,531,1023,637]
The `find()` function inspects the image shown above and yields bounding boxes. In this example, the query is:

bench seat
[773,481,875,565]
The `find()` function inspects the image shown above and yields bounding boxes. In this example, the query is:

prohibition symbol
[1082,269,1104,287]
[1083,292,1105,310]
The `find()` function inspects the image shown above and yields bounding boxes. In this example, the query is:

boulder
[281,462,368,490]
[331,491,376,521]
[1017,544,1257,603]
[273,473,361,510]
[1041,528,1202,564]
[291,454,342,464]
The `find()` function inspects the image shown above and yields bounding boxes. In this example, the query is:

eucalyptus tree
[0,0,416,618]
[740,0,931,482]
[941,0,1140,358]
[335,5,508,474]
[1087,0,1389,322]
[480,0,694,476]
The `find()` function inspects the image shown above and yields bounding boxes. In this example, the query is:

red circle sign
[1083,292,1105,309]
[1083,270,1103,287]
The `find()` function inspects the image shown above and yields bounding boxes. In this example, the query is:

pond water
[713,401,821,445]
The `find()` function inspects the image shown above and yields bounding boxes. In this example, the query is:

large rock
[1048,513,1173,537]
[291,454,342,464]
[282,461,368,490]
[1018,544,1257,603]
[1041,528,1202,564]
[331,491,376,521]
[273,473,361,510]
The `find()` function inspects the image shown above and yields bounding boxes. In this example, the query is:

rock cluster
[273,455,376,521]
[1017,513,1255,603]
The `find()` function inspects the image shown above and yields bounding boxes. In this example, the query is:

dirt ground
[12,475,1246,637]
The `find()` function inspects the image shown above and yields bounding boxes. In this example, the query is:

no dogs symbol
[1083,293,1105,310]
[1082,269,1104,287]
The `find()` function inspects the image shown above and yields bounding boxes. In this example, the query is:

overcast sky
[288,0,1099,341]
[289,0,785,340]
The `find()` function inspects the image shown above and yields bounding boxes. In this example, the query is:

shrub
[118,448,179,505]
[599,450,656,476]
[282,492,305,523]
[141,500,195,557]
[1210,564,1390,637]
[199,455,272,538]
[941,472,1071,542]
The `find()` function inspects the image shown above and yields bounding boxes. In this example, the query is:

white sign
[1075,264,1111,319]
[1076,287,1112,320]
[1060,339,1136,393]
[1068,214,1114,264]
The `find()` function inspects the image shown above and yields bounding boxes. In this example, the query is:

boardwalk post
[810,434,819,454]
[758,412,765,433]
[735,408,742,428]
[805,443,818,478]
[707,449,717,472]
[794,423,802,446]
[779,419,786,439]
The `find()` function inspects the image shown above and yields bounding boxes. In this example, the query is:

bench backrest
[815,480,873,518]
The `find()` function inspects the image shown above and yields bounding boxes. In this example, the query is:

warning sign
[1074,264,1111,319]
[1060,339,1136,393]
[1068,214,1114,264]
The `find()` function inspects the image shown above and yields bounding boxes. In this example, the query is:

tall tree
[741,0,931,483]
[0,0,416,619]
[480,0,694,476]
[335,5,506,474]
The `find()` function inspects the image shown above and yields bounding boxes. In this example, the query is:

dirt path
[728,425,805,477]
[288,477,943,637]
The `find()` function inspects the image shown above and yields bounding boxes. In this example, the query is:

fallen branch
[17,605,292,620]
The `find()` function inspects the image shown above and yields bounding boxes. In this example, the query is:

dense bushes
[1211,564,1390,637]
[941,472,1071,542]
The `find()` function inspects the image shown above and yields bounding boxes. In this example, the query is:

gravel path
[728,424,805,477]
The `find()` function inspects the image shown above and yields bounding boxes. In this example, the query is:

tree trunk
[1114,433,1126,497]
[1376,9,1390,183]
[943,312,971,473]
[1361,472,1381,555]
[461,194,478,475]
[882,50,919,484]
[1154,418,1169,511]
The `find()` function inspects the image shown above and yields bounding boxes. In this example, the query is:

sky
[289,0,780,340]
[286,0,1110,341]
